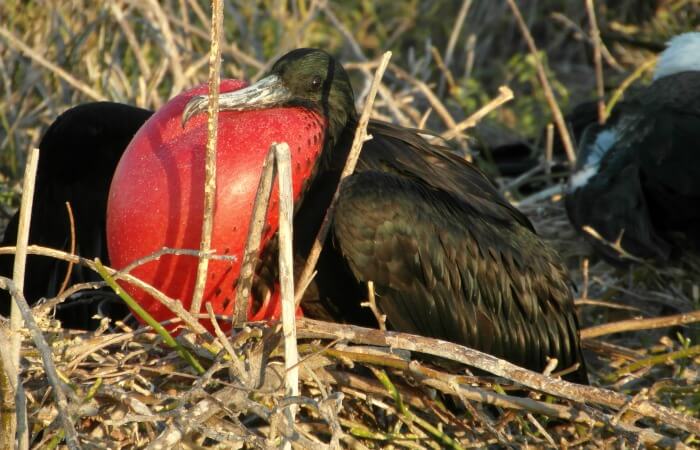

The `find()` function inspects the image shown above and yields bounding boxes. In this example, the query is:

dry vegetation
[1,0,700,448]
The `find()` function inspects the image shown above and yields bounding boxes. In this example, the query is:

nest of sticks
[2,184,699,450]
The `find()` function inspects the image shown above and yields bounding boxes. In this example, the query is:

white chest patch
[569,165,598,190]
[569,128,619,191]
[585,129,617,167]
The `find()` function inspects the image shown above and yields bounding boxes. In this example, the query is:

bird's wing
[362,120,535,232]
[333,170,587,382]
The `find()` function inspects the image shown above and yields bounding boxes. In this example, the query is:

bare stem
[605,57,657,118]
[360,281,386,331]
[506,0,576,164]
[582,309,700,339]
[191,0,224,317]
[8,147,39,450]
[274,142,300,439]
[298,318,700,436]
[0,277,81,450]
[58,201,76,296]
[441,86,513,140]
[232,148,276,327]
[585,0,606,124]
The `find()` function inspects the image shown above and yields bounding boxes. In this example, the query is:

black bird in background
[184,49,588,383]
[0,103,152,329]
[566,32,700,264]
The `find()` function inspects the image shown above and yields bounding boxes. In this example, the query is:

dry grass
[1,0,700,448]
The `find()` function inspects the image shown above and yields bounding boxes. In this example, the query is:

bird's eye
[311,75,322,90]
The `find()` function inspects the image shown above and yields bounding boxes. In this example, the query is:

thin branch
[144,0,186,96]
[439,0,471,95]
[205,303,248,386]
[0,244,211,336]
[575,298,641,312]
[506,0,576,164]
[274,142,299,443]
[431,46,456,95]
[390,63,467,154]
[585,0,606,124]
[117,246,237,278]
[109,3,152,80]
[0,277,82,450]
[297,318,700,436]
[582,309,700,339]
[58,201,76,296]
[582,225,644,263]
[549,12,622,71]
[527,413,556,447]
[294,51,392,308]
[233,148,276,326]
[441,86,514,141]
[512,183,564,207]
[612,345,700,379]
[9,147,38,450]
[360,281,386,331]
[544,123,554,176]
[605,56,657,118]
[191,0,224,317]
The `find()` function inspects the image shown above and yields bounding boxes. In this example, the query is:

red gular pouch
[107,79,324,332]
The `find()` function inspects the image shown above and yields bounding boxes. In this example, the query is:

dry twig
[7,147,38,450]
[585,0,606,124]
[360,281,386,331]
[0,277,81,450]
[441,86,514,141]
[191,0,224,317]
[297,318,700,436]
[274,142,300,445]
[233,148,276,326]
[57,201,76,296]
[506,0,576,164]
[582,309,700,339]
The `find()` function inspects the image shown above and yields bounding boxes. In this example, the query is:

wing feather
[334,171,587,381]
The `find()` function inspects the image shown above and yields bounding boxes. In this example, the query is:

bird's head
[182,48,356,144]
[653,32,700,81]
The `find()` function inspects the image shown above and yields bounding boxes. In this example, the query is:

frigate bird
[566,32,700,263]
[180,48,588,382]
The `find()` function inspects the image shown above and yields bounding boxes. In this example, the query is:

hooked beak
[181,75,292,127]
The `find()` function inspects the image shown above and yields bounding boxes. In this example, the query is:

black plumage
[566,34,700,263]
[184,48,588,383]
[0,102,152,329]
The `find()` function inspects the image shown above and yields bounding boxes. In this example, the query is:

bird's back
[328,120,588,383]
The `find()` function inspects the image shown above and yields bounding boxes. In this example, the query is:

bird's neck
[320,116,357,174]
